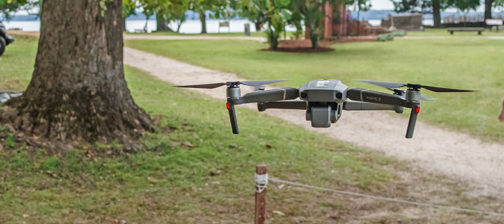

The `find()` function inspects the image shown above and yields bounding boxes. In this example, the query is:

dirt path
[124,47,504,197]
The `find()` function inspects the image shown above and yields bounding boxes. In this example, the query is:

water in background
[3,18,434,33]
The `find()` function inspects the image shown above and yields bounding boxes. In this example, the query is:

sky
[370,0,394,10]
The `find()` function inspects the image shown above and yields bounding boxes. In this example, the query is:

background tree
[157,0,189,32]
[247,0,291,49]
[239,0,267,31]
[1,0,153,150]
[123,0,138,31]
[391,0,449,27]
[291,0,340,48]
[448,0,479,13]
[139,0,157,31]
[0,0,29,20]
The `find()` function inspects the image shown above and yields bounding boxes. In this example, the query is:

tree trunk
[485,0,494,20]
[432,0,441,28]
[156,13,171,32]
[3,0,153,148]
[254,22,261,31]
[199,10,207,34]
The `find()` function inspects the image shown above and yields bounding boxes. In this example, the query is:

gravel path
[124,47,504,197]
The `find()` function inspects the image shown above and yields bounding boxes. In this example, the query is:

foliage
[245,0,291,49]
[376,33,394,41]
[290,0,342,48]
[447,0,479,12]
[122,0,137,18]
[0,0,29,20]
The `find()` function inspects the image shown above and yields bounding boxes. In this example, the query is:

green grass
[125,37,504,142]
[127,31,266,37]
[126,30,301,38]
[0,35,38,90]
[408,28,504,36]
[0,34,500,223]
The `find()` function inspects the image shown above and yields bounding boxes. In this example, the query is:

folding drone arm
[346,88,412,108]
[343,101,403,113]
[228,87,299,105]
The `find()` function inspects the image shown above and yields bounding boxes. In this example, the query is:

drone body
[177,79,473,138]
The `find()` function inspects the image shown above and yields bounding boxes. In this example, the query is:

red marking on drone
[415,107,420,114]
[226,103,230,110]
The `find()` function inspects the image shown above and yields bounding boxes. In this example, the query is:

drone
[176,79,474,138]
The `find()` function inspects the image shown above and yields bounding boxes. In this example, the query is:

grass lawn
[0,35,501,223]
[126,30,301,38]
[408,28,504,37]
[125,36,504,142]
[126,31,266,37]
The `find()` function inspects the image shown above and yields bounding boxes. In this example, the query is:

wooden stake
[255,165,267,224]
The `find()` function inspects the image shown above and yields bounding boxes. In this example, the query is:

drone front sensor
[176,79,474,139]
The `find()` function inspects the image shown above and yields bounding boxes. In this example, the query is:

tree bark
[3,0,153,148]
[432,0,441,28]
[199,10,207,34]
[156,13,171,32]
[485,0,494,20]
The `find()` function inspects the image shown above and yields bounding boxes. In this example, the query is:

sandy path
[124,47,504,197]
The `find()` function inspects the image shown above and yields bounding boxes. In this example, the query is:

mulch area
[262,36,377,53]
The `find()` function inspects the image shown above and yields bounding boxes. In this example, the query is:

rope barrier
[269,177,504,217]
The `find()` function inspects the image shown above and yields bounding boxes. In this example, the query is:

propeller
[359,80,475,92]
[390,88,435,101]
[175,80,287,89]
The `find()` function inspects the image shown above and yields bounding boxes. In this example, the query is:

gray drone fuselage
[298,79,348,128]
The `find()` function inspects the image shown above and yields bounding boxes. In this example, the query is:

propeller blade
[359,80,406,89]
[175,82,226,89]
[240,80,287,86]
[421,85,476,93]
[359,80,476,93]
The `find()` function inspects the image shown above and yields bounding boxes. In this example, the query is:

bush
[376,33,394,41]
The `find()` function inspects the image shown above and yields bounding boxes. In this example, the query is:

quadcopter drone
[177,79,474,138]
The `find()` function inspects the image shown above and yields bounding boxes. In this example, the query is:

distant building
[380,14,423,31]
[307,2,388,40]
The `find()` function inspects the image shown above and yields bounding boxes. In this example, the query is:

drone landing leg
[406,105,419,138]
[227,102,239,134]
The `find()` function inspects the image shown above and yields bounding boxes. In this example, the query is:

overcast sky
[370,0,394,10]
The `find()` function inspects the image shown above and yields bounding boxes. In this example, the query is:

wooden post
[255,165,267,224]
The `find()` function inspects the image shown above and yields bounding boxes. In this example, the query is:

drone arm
[232,88,299,104]
[257,101,307,111]
[346,88,410,107]
[343,101,396,111]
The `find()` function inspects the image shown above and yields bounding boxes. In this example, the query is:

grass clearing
[126,36,504,142]
[0,34,502,223]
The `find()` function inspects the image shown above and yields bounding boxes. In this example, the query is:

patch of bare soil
[261,37,377,53]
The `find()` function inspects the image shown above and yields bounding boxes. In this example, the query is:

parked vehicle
[0,22,15,56]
